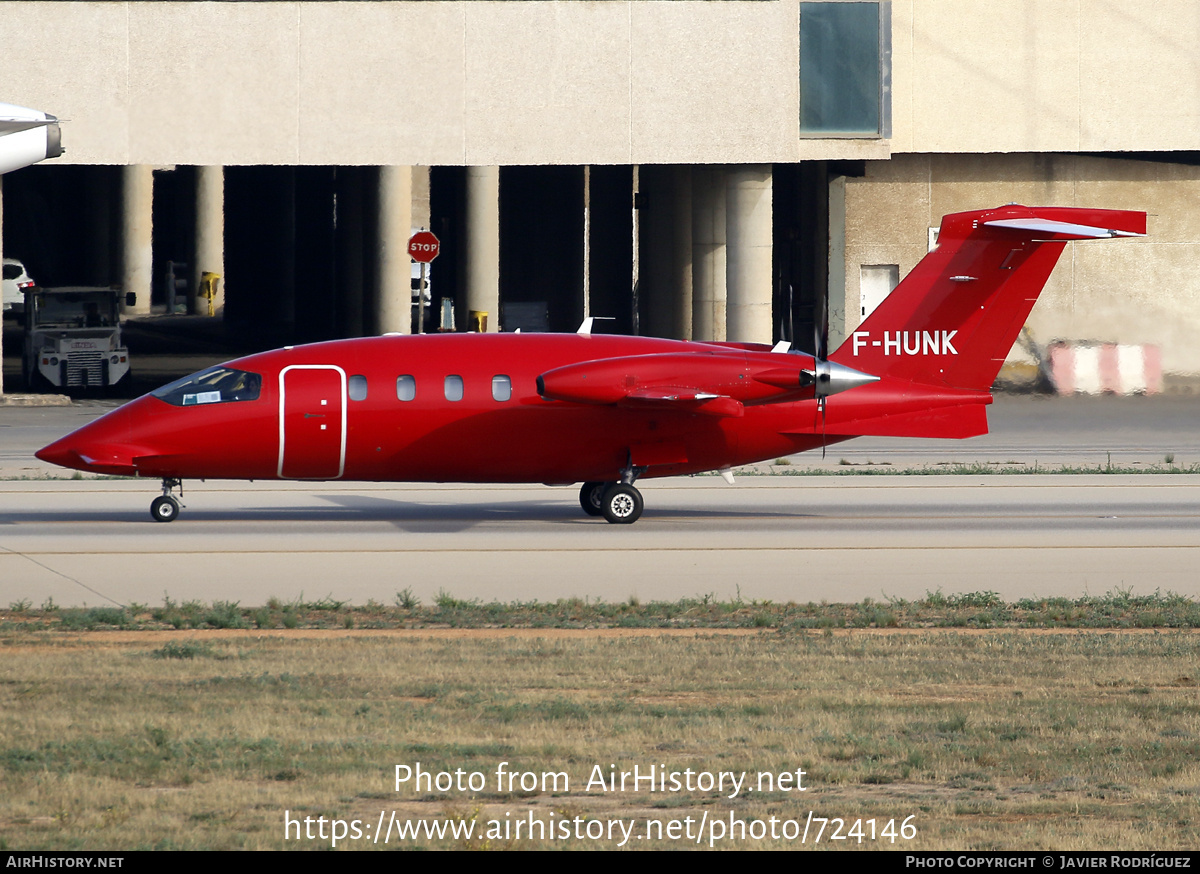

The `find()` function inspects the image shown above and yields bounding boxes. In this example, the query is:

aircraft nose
[34,437,82,469]
[35,404,138,476]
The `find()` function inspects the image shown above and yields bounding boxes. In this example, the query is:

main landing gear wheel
[579,481,607,517]
[601,483,643,525]
[150,495,181,523]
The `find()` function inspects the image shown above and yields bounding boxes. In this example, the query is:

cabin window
[348,374,368,401]
[492,375,512,402]
[396,375,416,401]
[151,367,262,406]
[444,374,464,402]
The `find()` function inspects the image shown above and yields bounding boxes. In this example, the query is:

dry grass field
[1,610,1198,850]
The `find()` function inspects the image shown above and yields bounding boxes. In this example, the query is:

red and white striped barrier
[1048,342,1162,395]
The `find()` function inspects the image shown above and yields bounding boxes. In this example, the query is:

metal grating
[66,351,104,387]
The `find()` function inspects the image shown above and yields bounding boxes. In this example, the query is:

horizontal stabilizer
[984,217,1144,239]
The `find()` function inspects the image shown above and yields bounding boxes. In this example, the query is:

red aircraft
[36,204,1146,524]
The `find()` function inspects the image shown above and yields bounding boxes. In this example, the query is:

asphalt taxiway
[1,395,1198,608]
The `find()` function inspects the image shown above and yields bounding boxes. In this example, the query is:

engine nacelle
[537,350,822,407]
[0,103,64,175]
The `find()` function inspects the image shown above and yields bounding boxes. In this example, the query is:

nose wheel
[150,478,184,523]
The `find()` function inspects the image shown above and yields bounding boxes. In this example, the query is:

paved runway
[4,394,1200,479]
[2,475,1198,608]
[2,394,1198,608]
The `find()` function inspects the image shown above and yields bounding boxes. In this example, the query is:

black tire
[579,481,607,517]
[601,483,643,525]
[150,495,181,523]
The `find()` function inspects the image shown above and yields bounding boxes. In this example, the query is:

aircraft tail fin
[829,205,1146,392]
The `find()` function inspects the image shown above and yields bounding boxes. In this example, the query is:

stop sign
[408,230,440,263]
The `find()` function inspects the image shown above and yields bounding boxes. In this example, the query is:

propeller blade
[788,282,795,346]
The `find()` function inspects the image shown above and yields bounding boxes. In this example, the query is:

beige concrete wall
[5,1,1194,166]
[3,1,1196,166]
[0,0,887,167]
[838,154,1200,376]
[891,0,1200,154]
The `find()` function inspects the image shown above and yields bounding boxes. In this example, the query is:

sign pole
[407,230,441,335]
[418,262,428,334]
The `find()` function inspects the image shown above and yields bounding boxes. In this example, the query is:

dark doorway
[773,162,828,353]
[587,165,634,335]
[500,165,584,333]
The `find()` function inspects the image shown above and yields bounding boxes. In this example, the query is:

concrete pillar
[464,165,499,332]
[583,165,591,321]
[638,165,691,339]
[122,164,153,316]
[411,166,431,232]
[692,166,727,342]
[726,165,773,344]
[827,174,848,350]
[377,165,413,334]
[638,166,671,337]
[193,165,224,315]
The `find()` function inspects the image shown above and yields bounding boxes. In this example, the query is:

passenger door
[278,365,346,479]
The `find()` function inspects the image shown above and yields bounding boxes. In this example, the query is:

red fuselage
[36,333,833,484]
[37,205,1149,511]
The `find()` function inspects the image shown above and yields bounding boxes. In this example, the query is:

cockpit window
[152,367,263,406]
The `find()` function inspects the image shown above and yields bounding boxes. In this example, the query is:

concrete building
[2,1,1198,391]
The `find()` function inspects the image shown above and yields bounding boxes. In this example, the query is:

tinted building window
[800,2,891,137]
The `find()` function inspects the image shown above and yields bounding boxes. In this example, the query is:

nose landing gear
[150,478,184,523]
